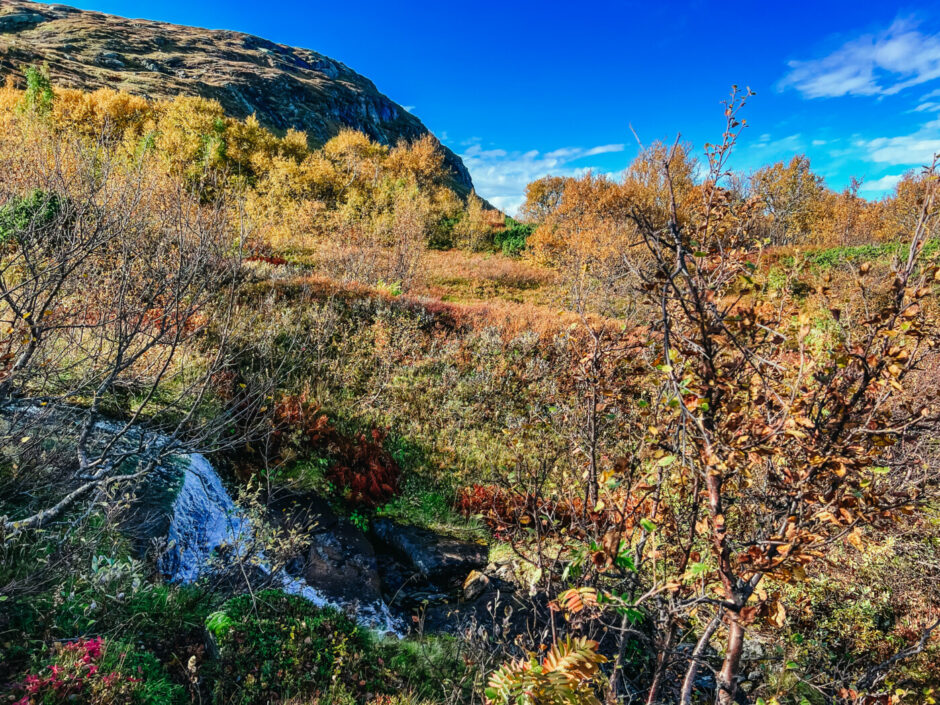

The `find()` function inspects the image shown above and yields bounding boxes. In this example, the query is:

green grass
[784,238,940,270]
[377,482,486,542]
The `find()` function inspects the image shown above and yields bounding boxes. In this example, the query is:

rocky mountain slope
[0,0,473,193]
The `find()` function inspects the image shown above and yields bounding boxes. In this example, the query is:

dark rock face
[305,519,383,605]
[372,518,488,584]
[260,489,507,631]
[0,1,473,194]
[264,488,384,606]
[0,11,45,31]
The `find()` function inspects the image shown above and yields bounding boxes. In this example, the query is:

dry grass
[250,270,607,342]
[414,249,563,306]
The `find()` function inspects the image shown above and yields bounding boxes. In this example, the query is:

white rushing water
[160,452,403,635]
[2,402,402,633]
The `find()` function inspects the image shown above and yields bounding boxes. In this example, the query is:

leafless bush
[0,128,273,539]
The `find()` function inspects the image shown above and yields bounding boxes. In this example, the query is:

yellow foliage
[0,73,471,276]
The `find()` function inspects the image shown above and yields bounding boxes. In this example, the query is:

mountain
[0,0,473,193]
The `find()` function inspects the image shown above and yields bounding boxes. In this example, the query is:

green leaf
[640,518,657,533]
[206,611,234,638]
[657,455,676,467]
[615,552,636,572]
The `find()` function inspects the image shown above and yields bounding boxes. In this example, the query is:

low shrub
[273,395,401,507]
[210,590,382,704]
[10,637,183,705]
[456,484,649,539]
[492,219,534,256]
[376,635,470,703]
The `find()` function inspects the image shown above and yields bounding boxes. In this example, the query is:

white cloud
[460,142,626,215]
[751,133,804,152]
[781,19,940,98]
[858,172,904,193]
[854,116,940,164]
[862,135,940,163]
[584,143,626,156]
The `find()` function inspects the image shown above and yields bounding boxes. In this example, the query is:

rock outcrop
[0,1,473,194]
[372,518,488,584]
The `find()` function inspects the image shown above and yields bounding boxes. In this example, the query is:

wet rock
[462,570,489,601]
[372,519,488,585]
[265,487,338,534]
[305,519,383,605]
[263,488,383,605]
[421,581,529,635]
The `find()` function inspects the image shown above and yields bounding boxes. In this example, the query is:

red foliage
[458,483,652,540]
[13,637,140,705]
[457,484,594,539]
[245,253,289,266]
[273,394,400,507]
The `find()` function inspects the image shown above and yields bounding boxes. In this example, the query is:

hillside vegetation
[0,0,473,193]
[0,71,937,705]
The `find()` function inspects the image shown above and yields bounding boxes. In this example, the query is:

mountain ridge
[0,0,474,193]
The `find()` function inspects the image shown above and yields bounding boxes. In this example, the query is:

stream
[157,452,404,634]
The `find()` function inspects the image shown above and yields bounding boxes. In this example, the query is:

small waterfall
[159,454,252,583]
[160,453,403,635]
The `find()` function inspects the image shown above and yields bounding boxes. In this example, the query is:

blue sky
[38,0,940,213]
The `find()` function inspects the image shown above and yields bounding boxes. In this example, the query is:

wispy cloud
[781,19,940,98]
[854,117,940,165]
[858,172,904,193]
[460,142,625,215]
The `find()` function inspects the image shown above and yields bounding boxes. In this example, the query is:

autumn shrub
[245,253,290,266]
[456,484,648,540]
[452,192,497,251]
[273,395,401,506]
[209,590,382,704]
[10,637,183,705]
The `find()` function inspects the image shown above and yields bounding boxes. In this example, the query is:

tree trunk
[715,617,745,705]
[680,611,722,705]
